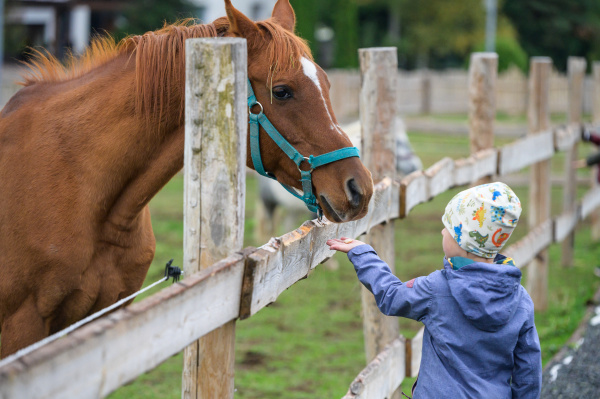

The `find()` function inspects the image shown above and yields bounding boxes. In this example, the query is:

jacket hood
[444,256,522,332]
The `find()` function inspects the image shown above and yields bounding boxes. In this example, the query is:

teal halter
[247,79,360,218]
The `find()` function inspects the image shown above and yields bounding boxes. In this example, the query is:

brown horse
[0,0,373,358]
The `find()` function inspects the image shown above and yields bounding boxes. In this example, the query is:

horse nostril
[345,178,363,208]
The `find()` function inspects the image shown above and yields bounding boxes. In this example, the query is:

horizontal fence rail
[0,47,599,399]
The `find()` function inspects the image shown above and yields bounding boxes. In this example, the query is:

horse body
[0,53,169,355]
[0,0,373,358]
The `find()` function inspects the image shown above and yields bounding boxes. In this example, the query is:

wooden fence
[0,40,599,399]
[328,64,597,121]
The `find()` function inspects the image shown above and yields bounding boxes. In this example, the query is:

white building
[192,0,275,25]
[5,0,277,57]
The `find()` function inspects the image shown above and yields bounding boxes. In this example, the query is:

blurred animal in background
[254,117,423,253]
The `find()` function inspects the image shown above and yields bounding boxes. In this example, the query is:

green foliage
[494,37,528,74]
[3,24,30,61]
[291,0,359,69]
[394,0,485,69]
[332,0,359,68]
[474,37,528,74]
[113,0,199,38]
[503,0,600,71]
[291,0,319,55]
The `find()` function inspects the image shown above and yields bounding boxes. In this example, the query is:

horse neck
[103,25,231,228]
[83,23,227,231]
[86,56,184,231]
[28,51,184,235]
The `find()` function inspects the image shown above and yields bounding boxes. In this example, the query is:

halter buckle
[297,157,314,173]
[249,101,264,116]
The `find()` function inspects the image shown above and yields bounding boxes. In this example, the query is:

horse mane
[19,18,313,127]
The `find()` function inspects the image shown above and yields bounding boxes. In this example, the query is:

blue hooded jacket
[347,244,542,399]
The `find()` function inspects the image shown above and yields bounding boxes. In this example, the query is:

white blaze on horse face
[300,57,345,136]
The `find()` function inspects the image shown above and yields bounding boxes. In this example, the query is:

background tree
[395,0,485,69]
[292,0,359,68]
[503,0,600,71]
[114,0,198,38]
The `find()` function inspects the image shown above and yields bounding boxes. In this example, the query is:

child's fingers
[329,244,349,253]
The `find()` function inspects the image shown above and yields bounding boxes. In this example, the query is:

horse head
[223,0,373,223]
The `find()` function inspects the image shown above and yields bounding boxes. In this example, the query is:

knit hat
[442,182,522,258]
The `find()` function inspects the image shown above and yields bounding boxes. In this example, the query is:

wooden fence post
[526,57,552,310]
[421,70,431,115]
[591,61,600,241]
[182,38,247,399]
[359,47,403,398]
[468,52,498,185]
[562,57,586,267]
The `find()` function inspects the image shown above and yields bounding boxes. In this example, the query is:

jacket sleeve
[586,151,600,167]
[347,244,433,321]
[511,305,542,398]
[589,132,600,146]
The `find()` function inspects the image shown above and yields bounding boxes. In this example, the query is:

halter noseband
[247,79,360,218]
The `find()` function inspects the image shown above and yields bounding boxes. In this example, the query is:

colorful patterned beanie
[442,182,522,258]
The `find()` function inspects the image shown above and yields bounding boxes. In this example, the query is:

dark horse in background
[0,0,373,357]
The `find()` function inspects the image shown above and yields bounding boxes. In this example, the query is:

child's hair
[442,182,522,258]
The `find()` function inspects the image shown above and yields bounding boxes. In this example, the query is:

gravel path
[541,305,600,398]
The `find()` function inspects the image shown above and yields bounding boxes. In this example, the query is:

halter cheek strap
[247,79,360,217]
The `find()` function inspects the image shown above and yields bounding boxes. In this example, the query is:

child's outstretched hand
[326,237,366,253]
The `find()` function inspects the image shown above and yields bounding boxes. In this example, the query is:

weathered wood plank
[399,171,428,218]
[359,47,398,183]
[562,57,586,267]
[591,62,600,240]
[554,207,580,244]
[581,186,600,220]
[454,149,497,187]
[472,148,498,182]
[526,57,552,311]
[409,327,424,378]
[0,255,246,399]
[554,123,581,152]
[468,52,498,185]
[240,179,397,318]
[342,337,406,399]
[425,157,454,198]
[453,157,475,187]
[503,219,553,269]
[359,50,401,399]
[498,130,554,176]
[182,37,247,399]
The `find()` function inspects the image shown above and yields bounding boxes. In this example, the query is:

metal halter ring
[249,101,264,116]
[297,157,314,173]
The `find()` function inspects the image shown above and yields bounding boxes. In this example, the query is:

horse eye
[272,86,293,100]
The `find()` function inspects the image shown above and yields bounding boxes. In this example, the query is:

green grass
[419,112,592,125]
[108,130,600,399]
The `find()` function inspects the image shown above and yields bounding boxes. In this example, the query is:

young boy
[327,182,542,398]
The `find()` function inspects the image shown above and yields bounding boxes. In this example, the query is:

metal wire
[0,275,169,367]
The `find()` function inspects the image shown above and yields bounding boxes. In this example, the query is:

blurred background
[2,0,600,114]
[3,0,600,70]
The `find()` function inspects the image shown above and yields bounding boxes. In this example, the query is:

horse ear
[271,0,296,32]
[224,0,259,37]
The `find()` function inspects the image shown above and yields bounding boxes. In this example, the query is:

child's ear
[224,0,260,38]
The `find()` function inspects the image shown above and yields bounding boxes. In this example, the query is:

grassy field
[108,128,600,399]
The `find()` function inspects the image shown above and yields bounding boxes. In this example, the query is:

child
[327,182,542,398]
